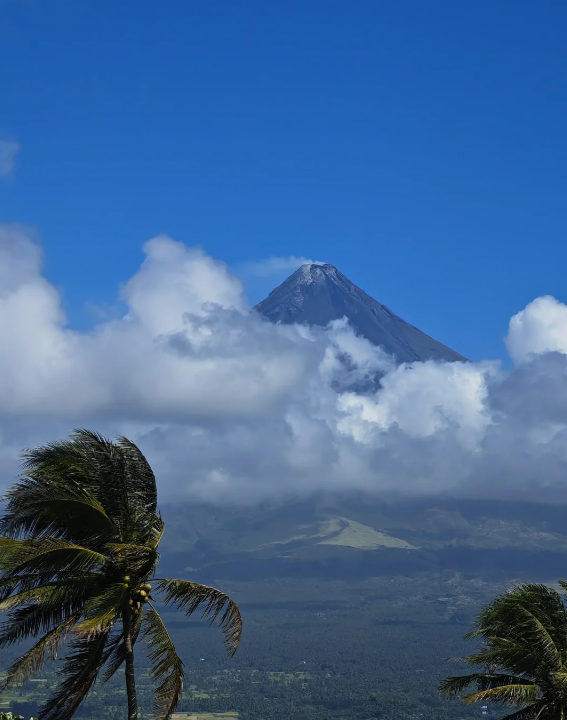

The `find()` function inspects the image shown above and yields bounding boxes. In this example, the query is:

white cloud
[0,139,20,177]
[1,225,567,504]
[337,360,493,449]
[506,295,567,361]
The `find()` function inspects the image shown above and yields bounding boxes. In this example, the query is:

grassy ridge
[318,518,416,550]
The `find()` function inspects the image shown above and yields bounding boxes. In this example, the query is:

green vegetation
[318,518,416,550]
[0,572,495,719]
[259,516,415,552]
[440,581,567,719]
[0,430,241,720]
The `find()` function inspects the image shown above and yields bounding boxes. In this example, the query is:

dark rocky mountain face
[255,263,466,363]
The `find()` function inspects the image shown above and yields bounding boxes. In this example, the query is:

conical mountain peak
[255,263,466,364]
[292,263,340,284]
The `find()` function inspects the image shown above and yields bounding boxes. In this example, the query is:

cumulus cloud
[1,224,567,504]
[506,296,567,361]
[0,138,20,177]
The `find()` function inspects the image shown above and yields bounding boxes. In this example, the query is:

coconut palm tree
[440,581,567,719]
[0,430,242,720]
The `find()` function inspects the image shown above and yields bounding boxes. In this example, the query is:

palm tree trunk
[123,609,138,720]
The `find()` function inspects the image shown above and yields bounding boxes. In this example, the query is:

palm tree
[440,581,567,720]
[0,430,242,720]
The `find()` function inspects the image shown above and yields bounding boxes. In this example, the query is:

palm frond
[2,614,78,689]
[551,671,567,694]
[61,429,162,544]
[0,579,92,614]
[439,673,533,697]
[15,429,143,544]
[3,429,162,550]
[511,605,563,675]
[154,579,242,655]
[0,479,117,546]
[478,584,567,646]
[474,584,564,633]
[40,630,111,720]
[105,542,159,578]
[500,703,552,720]
[74,583,127,636]
[115,435,158,515]
[142,605,184,720]
[462,641,548,683]
[464,584,567,680]
[106,542,156,554]
[0,537,108,578]
[462,684,541,707]
[0,576,98,647]
[0,538,20,573]
[65,429,137,538]
[440,583,567,720]
[0,571,100,602]
[148,518,165,551]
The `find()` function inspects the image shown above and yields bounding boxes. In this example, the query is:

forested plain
[0,572,511,719]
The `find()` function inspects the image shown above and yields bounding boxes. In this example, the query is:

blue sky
[1,0,566,361]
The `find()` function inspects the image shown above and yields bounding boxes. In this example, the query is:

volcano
[254,263,466,363]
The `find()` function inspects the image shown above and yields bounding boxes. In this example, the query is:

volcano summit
[255,263,466,363]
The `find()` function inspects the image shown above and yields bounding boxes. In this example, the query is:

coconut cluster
[125,579,152,611]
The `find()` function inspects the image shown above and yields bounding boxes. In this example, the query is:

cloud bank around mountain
[1,223,567,504]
